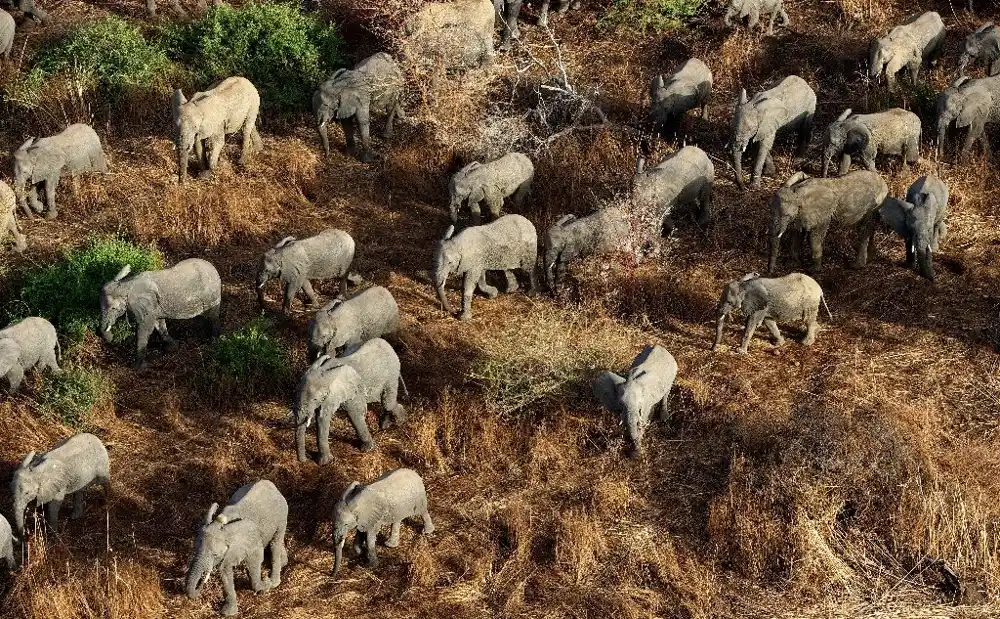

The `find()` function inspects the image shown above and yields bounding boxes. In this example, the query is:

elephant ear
[172,89,187,119]
[113,265,132,282]
[976,22,994,34]
[20,451,36,469]
[340,481,362,504]
[275,236,297,249]
[555,214,576,227]
[783,172,809,188]
[129,291,159,326]
[957,89,992,127]
[311,354,332,371]
[740,272,760,282]
[468,187,485,204]
[844,125,870,153]
[34,460,66,503]
[204,503,219,526]
[356,494,393,533]
[15,137,35,154]
[741,280,769,313]
[836,108,853,122]
[443,225,455,241]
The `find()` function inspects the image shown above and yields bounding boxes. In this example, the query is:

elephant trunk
[333,537,346,573]
[544,248,559,290]
[768,218,788,274]
[822,145,836,177]
[317,122,331,157]
[13,500,26,537]
[723,7,735,26]
[100,310,120,343]
[186,555,213,599]
[256,269,269,307]
[448,197,462,223]
[937,116,951,158]
[916,247,935,281]
[958,54,971,77]
[731,143,745,190]
[294,411,309,461]
[712,311,727,350]
[433,263,452,314]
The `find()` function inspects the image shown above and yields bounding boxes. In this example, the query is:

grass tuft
[600,0,706,33]
[35,365,113,428]
[209,318,290,398]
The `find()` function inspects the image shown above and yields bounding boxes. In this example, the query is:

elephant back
[37,433,109,492]
[147,258,222,317]
[362,468,427,525]
[218,479,287,540]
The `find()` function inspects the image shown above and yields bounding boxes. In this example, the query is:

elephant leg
[220,565,238,616]
[778,8,790,26]
[383,103,398,139]
[802,314,819,346]
[907,61,920,85]
[380,383,406,429]
[301,280,320,307]
[365,529,379,568]
[247,545,269,592]
[751,136,774,188]
[747,7,760,30]
[270,530,288,587]
[146,0,156,15]
[357,109,374,163]
[45,499,62,530]
[851,215,875,268]
[283,280,300,314]
[194,139,204,171]
[799,114,814,156]
[839,153,851,176]
[345,401,374,453]
[658,391,671,422]
[764,318,785,346]
[459,271,480,321]
[44,346,61,374]
[962,123,983,161]
[44,180,57,220]
[155,319,177,351]
[5,365,24,392]
[385,522,401,548]
[421,509,435,535]
[204,303,222,338]
[808,224,829,272]
[767,11,775,35]
[201,137,223,179]
[504,270,519,293]
[71,491,85,519]
[512,178,531,207]
[500,0,522,49]
[339,272,349,298]
[239,116,258,167]
[341,120,357,156]
[698,179,714,224]
[135,320,155,369]
[738,310,767,353]
[484,193,503,220]
[468,200,483,226]
[352,530,365,557]
[538,0,550,27]
[28,186,44,215]
[316,408,334,466]
[477,273,500,299]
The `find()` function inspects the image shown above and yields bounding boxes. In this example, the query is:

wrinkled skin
[0,317,60,392]
[868,12,945,89]
[17,0,49,24]
[13,124,108,220]
[0,513,16,571]
[1,180,27,252]
[724,0,789,34]
[448,153,534,225]
[821,108,921,177]
[494,0,581,49]
[649,58,713,141]
[633,146,715,246]
[293,357,371,465]
[713,273,825,353]
[878,175,949,281]
[936,75,1000,160]
[404,0,496,69]
[256,229,356,314]
[544,207,629,291]
[306,286,399,359]
[0,9,14,60]
[960,22,1000,77]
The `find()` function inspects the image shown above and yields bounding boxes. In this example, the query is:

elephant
[172,77,262,184]
[0,316,60,392]
[13,123,108,220]
[11,433,110,537]
[731,75,816,190]
[592,344,677,458]
[1,180,26,252]
[15,0,49,24]
[936,74,1000,160]
[307,286,400,359]
[0,513,16,570]
[312,337,408,431]
[713,272,829,353]
[313,52,405,162]
[961,23,1000,77]
[448,152,534,225]
[186,480,288,617]
[99,259,222,368]
[332,468,434,574]
[0,9,13,60]
[257,228,356,315]
[433,215,538,321]
[768,170,888,273]
[649,58,713,141]
[494,0,581,49]
[821,108,921,177]
[879,175,949,281]
[869,12,946,89]
[403,0,496,70]
[147,0,218,18]
[544,206,629,291]
[633,146,714,247]
[724,0,789,34]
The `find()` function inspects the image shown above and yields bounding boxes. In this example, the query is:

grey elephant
[100,259,222,368]
[961,23,1000,77]
[1,180,26,252]
[403,0,495,69]
[879,175,949,281]
[769,171,887,273]
[433,215,538,321]
[448,152,533,225]
[333,468,434,574]
[0,317,60,392]
[494,0,580,49]
[822,108,920,177]
[15,0,49,24]
[257,228,356,315]
[731,76,816,190]
[0,9,14,60]
[724,0,789,34]
[314,52,405,163]
[186,480,288,617]
[633,145,714,246]
[936,74,1000,160]
[11,433,110,537]
[307,286,399,359]
[544,206,629,291]
[869,12,946,89]
[13,123,108,220]
[713,272,828,353]
[173,77,262,184]
[0,513,16,570]
[592,344,677,458]
[649,58,712,141]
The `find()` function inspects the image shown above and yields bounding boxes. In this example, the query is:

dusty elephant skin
[731,76,816,190]
[404,0,495,69]
[100,259,222,368]
[648,58,713,141]
[147,0,217,19]
[186,480,288,617]
[292,357,369,465]
[257,228,356,315]
[713,272,827,353]
[0,513,16,571]
[724,0,789,34]
[16,0,49,24]
[544,206,629,291]
[0,316,60,392]
[494,0,581,49]
[768,170,888,273]
[313,52,405,163]
[0,9,14,60]
[936,74,1000,160]
[172,77,262,184]
[11,433,110,538]
[13,123,108,220]
[433,215,538,321]
[821,108,921,177]
[332,468,434,574]
[633,145,714,247]
[0,180,26,253]
[879,175,949,281]
[307,286,399,359]
[961,23,1000,77]
[448,152,534,225]
[869,12,945,89]
[592,344,677,458]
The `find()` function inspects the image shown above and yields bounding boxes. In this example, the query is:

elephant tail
[399,375,410,400]
[820,295,833,321]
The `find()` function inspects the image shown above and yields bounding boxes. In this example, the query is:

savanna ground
[2,0,1000,617]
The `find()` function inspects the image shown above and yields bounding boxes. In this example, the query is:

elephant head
[448,163,483,222]
[767,173,808,272]
[869,39,890,81]
[616,377,650,457]
[307,301,345,358]
[13,137,63,213]
[0,339,20,380]
[906,193,942,281]
[712,273,764,349]
[822,109,869,177]
[960,23,996,76]
[433,226,461,313]
[10,452,65,536]
[731,89,764,188]
[544,215,576,289]
[172,89,201,184]
[293,355,356,426]
[257,237,296,304]
[723,0,744,26]
[99,265,136,342]
[332,481,364,573]
[936,78,988,157]
[185,504,260,599]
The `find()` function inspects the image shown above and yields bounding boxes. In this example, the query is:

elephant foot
[197,170,213,180]
[537,16,548,27]
[255,577,272,592]
[380,415,395,430]
[360,441,375,453]
[132,359,149,371]
[359,150,376,164]
[45,211,57,220]
[483,288,499,299]
[384,535,400,548]
[297,452,308,463]
[423,522,436,535]
[318,454,333,466]
[736,347,749,355]
[773,338,785,347]
[221,601,238,617]
[458,311,473,321]
[750,178,763,190]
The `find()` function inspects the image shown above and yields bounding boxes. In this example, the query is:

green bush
[12,237,164,346]
[162,1,344,111]
[36,366,113,428]
[212,318,290,386]
[601,0,706,32]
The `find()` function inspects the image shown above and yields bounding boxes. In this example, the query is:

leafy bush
[162,1,344,111]
[36,366,113,428]
[601,0,706,32]
[12,237,164,346]
[212,318,290,387]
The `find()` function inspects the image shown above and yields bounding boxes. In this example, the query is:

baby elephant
[307,286,399,359]
[879,175,949,281]
[449,152,534,224]
[633,146,714,249]
[593,344,677,458]
[186,480,288,617]
[11,433,110,537]
[1,180,27,252]
[961,23,1000,77]
[649,58,713,141]
[724,0,789,34]
[433,215,538,321]
[936,75,1000,160]
[713,272,829,353]
[870,12,946,89]
[0,513,16,571]
[333,468,434,574]
[822,108,921,177]
[14,123,109,220]
[0,317,60,392]
[257,228,356,314]
[544,206,629,291]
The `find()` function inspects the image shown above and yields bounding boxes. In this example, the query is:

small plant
[601,0,706,33]
[36,366,113,428]
[211,318,290,394]
[12,237,164,346]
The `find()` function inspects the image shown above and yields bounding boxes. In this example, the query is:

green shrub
[162,1,344,111]
[11,237,164,346]
[36,366,113,428]
[601,0,706,32]
[212,318,290,387]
